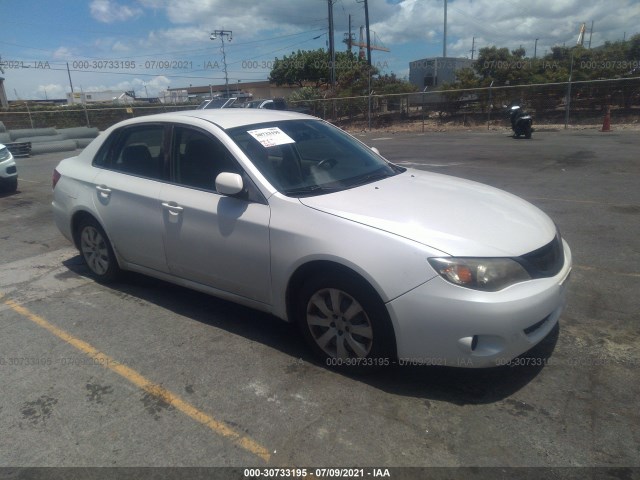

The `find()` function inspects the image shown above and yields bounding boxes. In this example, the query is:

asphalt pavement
[0,128,639,474]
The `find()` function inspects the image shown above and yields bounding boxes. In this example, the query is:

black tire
[524,125,532,139]
[297,271,396,371]
[2,177,18,193]
[76,217,120,282]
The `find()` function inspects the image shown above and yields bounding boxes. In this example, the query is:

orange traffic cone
[601,106,611,132]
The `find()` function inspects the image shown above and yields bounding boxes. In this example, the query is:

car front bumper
[0,158,18,182]
[386,239,572,368]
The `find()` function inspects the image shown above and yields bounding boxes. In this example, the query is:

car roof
[120,108,315,130]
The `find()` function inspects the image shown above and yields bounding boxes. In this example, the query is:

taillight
[52,169,61,189]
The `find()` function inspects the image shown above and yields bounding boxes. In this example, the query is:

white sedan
[52,110,571,368]
[0,143,18,193]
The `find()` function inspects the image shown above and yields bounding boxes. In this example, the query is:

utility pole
[443,0,448,57]
[356,0,371,66]
[66,62,74,94]
[364,0,371,66]
[327,0,336,89]
[534,38,539,59]
[588,21,594,48]
[470,37,475,60]
[347,14,352,53]
[210,30,232,97]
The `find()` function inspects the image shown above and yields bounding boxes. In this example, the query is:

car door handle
[95,185,111,196]
[161,201,184,215]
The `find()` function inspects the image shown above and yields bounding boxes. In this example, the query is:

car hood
[299,169,557,257]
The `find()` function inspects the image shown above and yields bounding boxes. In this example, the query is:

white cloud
[90,0,142,23]
[52,47,75,60]
[370,0,640,57]
[112,41,131,53]
[35,83,67,100]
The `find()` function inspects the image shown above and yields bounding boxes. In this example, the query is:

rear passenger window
[103,126,165,180]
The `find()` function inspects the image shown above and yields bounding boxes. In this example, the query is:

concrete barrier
[9,128,58,141]
[30,140,79,155]
[14,134,69,143]
[56,127,100,139]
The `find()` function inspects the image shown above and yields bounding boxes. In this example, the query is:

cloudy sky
[1,0,639,100]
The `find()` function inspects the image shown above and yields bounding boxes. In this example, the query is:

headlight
[428,257,531,291]
[0,147,10,162]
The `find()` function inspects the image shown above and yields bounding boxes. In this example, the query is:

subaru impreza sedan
[52,109,571,368]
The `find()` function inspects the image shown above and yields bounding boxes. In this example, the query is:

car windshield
[227,120,403,197]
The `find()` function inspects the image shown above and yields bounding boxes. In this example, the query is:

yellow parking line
[1,294,271,463]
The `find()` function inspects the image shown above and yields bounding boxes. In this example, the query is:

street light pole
[210,30,233,98]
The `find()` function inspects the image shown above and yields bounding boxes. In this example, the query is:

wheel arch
[286,259,398,361]
[70,210,109,251]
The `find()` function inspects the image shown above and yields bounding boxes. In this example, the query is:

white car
[0,143,18,193]
[52,110,571,368]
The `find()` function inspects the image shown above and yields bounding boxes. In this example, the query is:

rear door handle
[161,201,184,215]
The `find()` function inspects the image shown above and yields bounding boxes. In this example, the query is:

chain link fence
[0,104,197,131]
[293,76,640,130]
[1,77,639,133]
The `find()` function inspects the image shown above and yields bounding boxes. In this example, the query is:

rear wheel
[77,217,120,282]
[297,272,395,370]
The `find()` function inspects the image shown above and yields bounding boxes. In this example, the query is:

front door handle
[95,185,111,197]
[161,201,184,215]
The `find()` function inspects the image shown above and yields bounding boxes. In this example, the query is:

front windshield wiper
[283,185,339,197]
[347,169,393,187]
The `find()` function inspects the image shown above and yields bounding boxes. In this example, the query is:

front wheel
[297,272,396,370]
[77,217,120,282]
[524,125,532,139]
[1,177,17,193]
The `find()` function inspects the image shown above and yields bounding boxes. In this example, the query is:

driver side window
[172,127,238,192]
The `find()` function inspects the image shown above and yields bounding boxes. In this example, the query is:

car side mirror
[215,172,244,196]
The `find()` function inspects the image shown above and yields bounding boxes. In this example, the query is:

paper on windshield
[247,127,295,147]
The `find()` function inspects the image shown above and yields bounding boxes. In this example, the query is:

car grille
[517,234,564,278]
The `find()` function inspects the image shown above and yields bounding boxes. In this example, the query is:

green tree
[269,49,329,88]
[269,49,380,92]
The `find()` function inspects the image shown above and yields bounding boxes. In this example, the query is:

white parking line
[371,137,393,141]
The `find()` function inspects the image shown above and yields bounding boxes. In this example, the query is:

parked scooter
[508,105,533,139]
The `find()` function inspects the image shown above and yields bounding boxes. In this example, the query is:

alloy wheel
[80,226,110,275]
[306,288,374,359]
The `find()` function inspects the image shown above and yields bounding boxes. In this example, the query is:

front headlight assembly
[428,257,531,292]
[0,147,11,162]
